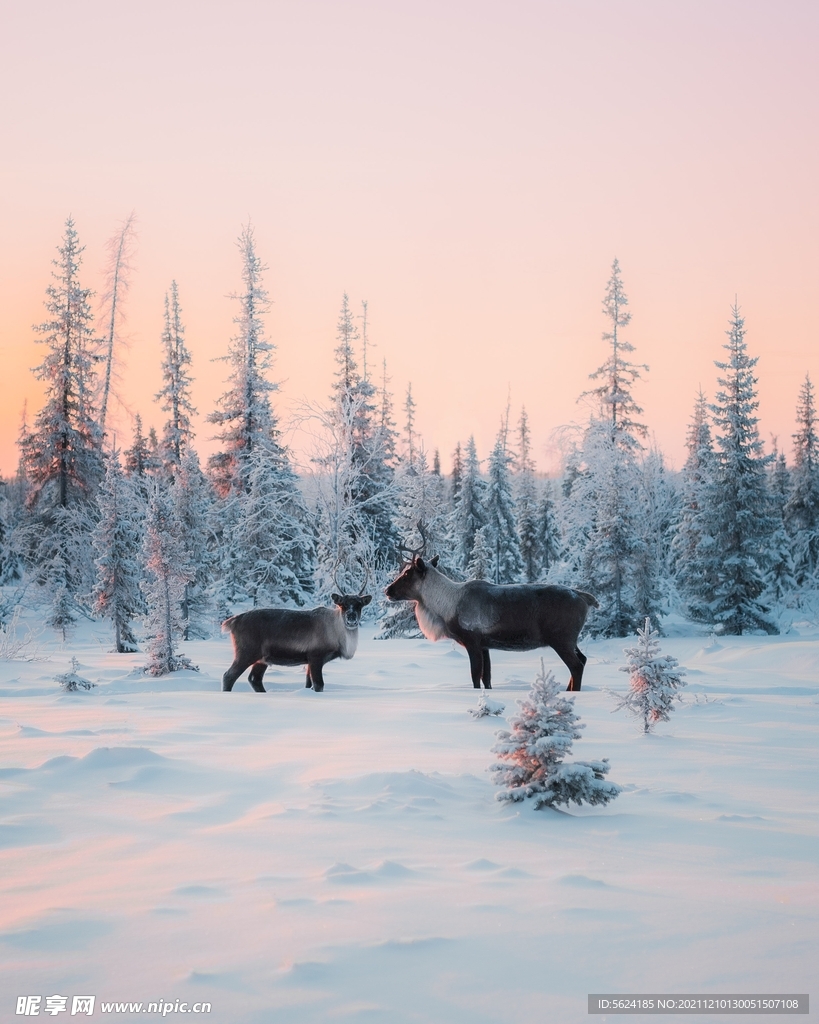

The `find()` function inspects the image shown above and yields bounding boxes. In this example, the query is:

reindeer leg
[305,665,313,688]
[308,659,325,692]
[554,642,585,692]
[466,644,483,688]
[481,649,492,689]
[222,656,253,692]
[247,662,268,693]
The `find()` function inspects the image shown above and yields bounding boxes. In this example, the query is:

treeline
[1,223,818,669]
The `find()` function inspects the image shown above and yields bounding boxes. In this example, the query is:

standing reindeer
[221,573,372,692]
[385,531,597,691]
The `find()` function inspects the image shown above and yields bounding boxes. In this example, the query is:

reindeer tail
[576,590,599,609]
[221,615,239,634]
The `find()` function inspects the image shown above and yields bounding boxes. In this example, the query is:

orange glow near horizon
[1,1,818,478]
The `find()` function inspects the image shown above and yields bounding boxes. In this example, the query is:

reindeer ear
[331,593,342,605]
[416,557,426,573]
[430,555,440,567]
[362,595,372,605]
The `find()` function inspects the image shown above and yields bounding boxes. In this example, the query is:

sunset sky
[1,0,817,477]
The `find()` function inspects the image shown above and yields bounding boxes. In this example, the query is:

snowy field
[1,613,817,1024]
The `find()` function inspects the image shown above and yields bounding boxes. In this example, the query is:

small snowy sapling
[614,617,686,732]
[468,695,506,718]
[57,657,95,691]
[491,659,620,809]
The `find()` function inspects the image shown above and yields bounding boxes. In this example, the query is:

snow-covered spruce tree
[450,441,463,511]
[0,475,25,593]
[344,308,398,569]
[467,524,493,581]
[207,490,243,622]
[233,441,315,609]
[566,420,640,636]
[486,425,524,584]
[123,413,159,499]
[363,356,400,566]
[537,486,562,580]
[559,259,649,636]
[208,225,276,497]
[632,447,676,626]
[98,212,137,436]
[19,217,105,634]
[312,296,396,595]
[403,383,417,472]
[451,436,487,573]
[766,447,796,604]
[91,451,143,652]
[581,257,649,452]
[491,660,621,809]
[707,305,777,634]
[172,448,217,637]
[516,407,541,583]
[0,489,13,591]
[141,484,197,676]
[156,281,196,478]
[124,414,150,478]
[614,617,686,733]
[672,390,721,622]
[785,374,819,585]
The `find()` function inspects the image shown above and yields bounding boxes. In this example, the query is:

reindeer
[385,532,597,691]
[221,572,372,692]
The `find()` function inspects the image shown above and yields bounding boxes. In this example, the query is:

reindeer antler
[397,520,428,563]
[356,555,371,596]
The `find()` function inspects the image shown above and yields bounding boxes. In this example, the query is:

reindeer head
[384,554,440,602]
[332,559,372,628]
[331,592,372,628]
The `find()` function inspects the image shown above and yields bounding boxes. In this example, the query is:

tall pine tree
[19,218,104,634]
[451,436,487,573]
[516,408,542,583]
[581,258,648,451]
[785,374,819,584]
[172,448,216,637]
[708,304,777,634]
[672,390,721,621]
[313,296,395,593]
[157,281,196,477]
[557,260,650,635]
[208,225,276,496]
[485,425,524,583]
[91,452,143,652]
[233,441,316,608]
[142,484,197,675]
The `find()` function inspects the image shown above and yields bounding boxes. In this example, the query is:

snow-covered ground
[1,613,817,1023]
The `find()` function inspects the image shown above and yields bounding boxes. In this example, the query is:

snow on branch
[0,607,43,662]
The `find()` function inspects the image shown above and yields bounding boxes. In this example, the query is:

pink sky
[1,0,817,477]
